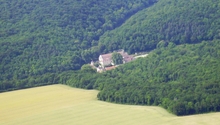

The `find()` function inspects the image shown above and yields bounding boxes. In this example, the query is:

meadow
[0,84,219,125]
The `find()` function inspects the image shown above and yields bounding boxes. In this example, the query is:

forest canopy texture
[99,0,220,53]
[1,0,220,116]
[0,0,157,90]
[66,40,220,116]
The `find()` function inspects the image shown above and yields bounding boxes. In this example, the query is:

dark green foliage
[112,52,123,65]
[95,40,220,116]
[1,0,220,117]
[99,0,220,53]
[49,39,220,116]
[0,0,157,91]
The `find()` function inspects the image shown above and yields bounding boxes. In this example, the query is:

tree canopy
[65,40,220,116]
[1,0,220,116]
[112,52,123,65]
[0,0,157,91]
[99,0,220,53]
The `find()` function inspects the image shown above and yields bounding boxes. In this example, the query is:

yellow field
[0,84,219,125]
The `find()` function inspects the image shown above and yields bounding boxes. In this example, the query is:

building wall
[99,55,103,66]
[99,55,112,67]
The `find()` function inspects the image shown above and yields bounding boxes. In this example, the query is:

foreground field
[0,84,219,125]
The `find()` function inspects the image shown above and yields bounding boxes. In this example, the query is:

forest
[0,0,157,91]
[1,0,220,116]
[65,40,220,116]
[99,0,220,54]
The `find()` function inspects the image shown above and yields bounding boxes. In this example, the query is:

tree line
[64,40,220,116]
[99,0,220,54]
[0,0,157,91]
[1,0,220,116]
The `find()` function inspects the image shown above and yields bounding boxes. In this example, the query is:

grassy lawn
[0,84,219,125]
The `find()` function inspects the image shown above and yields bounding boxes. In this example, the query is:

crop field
[0,84,220,125]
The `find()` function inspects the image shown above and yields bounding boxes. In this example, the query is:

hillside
[0,0,157,91]
[1,0,220,116]
[1,0,220,91]
[99,0,220,53]
[66,40,220,116]
[98,40,220,116]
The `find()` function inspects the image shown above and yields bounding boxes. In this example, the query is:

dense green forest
[0,0,157,91]
[1,0,220,116]
[99,0,220,53]
[65,40,220,116]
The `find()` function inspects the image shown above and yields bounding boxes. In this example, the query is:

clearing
[0,84,219,125]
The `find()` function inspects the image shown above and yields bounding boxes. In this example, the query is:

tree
[112,52,123,65]
[81,64,96,73]
[156,40,168,49]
